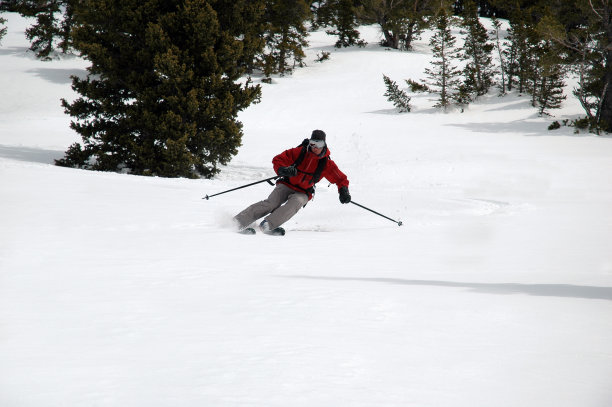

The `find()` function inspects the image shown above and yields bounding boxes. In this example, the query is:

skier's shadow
[284,276,612,301]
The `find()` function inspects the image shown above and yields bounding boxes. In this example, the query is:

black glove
[278,166,297,177]
[339,186,351,204]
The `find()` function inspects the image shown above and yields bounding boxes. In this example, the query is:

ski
[263,227,285,236]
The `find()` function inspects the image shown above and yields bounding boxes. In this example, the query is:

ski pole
[351,201,403,226]
[203,175,280,200]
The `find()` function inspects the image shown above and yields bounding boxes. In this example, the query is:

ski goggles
[309,139,325,149]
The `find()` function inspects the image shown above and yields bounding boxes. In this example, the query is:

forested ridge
[1,0,609,178]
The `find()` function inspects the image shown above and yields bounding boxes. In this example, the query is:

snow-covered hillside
[1,12,612,407]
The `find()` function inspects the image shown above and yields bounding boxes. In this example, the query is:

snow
[1,12,612,407]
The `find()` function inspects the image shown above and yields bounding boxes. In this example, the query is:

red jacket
[273,145,349,200]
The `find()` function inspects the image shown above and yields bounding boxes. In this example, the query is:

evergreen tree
[490,16,507,94]
[57,0,261,178]
[357,0,433,50]
[459,0,495,99]
[0,1,21,11]
[383,74,412,112]
[0,16,6,44]
[213,0,266,74]
[504,17,534,93]
[453,0,509,18]
[424,10,463,109]
[538,0,612,132]
[19,0,75,60]
[316,0,363,48]
[535,43,566,116]
[498,1,555,96]
[524,28,544,107]
[491,2,567,115]
[259,0,310,77]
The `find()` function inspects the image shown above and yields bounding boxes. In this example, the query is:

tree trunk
[592,1,612,132]
[382,26,398,48]
[599,24,612,132]
[598,62,612,131]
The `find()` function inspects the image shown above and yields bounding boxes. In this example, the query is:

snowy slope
[1,12,612,407]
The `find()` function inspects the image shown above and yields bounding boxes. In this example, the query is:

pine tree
[504,19,532,93]
[526,36,565,115]
[538,0,612,132]
[0,16,6,44]
[213,0,266,74]
[259,0,310,77]
[536,62,566,116]
[19,0,75,60]
[357,0,432,50]
[0,1,20,11]
[502,3,543,96]
[424,11,463,109]
[459,0,495,100]
[525,30,544,107]
[490,16,507,94]
[383,74,412,112]
[57,0,261,178]
[317,0,363,48]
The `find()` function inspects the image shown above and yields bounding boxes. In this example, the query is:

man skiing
[233,130,351,235]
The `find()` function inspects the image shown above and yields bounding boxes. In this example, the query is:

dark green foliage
[424,11,463,109]
[459,0,495,100]
[18,0,75,60]
[495,2,566,116]
[315,51,331,62]
[259,0,310,77]
[547,120,560,130]
[534,39,566,116]
[57,0,261,178]
[357,0,432,50]
[213,0,266,74]
[453,0,509,18]
[537,0,612,132]
[570,116,601,133]
[0,1,21,11]
[500,2,545,94]
[490,16,507,94]
[0,16,6,44]
[406,78,429,92]
[383,74,411,112]
[316,0,364,48]
[504,17,534,93]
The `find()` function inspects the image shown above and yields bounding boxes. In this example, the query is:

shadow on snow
[285,275,612,301]
[0,144,65,164]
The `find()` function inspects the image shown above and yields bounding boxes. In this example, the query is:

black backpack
[292,139,328,183]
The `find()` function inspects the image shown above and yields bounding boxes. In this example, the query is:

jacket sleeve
[323,158,349,190]
[272,147,300,174]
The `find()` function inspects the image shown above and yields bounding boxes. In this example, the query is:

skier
[233,130,351,235]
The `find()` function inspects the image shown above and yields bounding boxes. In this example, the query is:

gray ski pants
[234,183,308,230]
